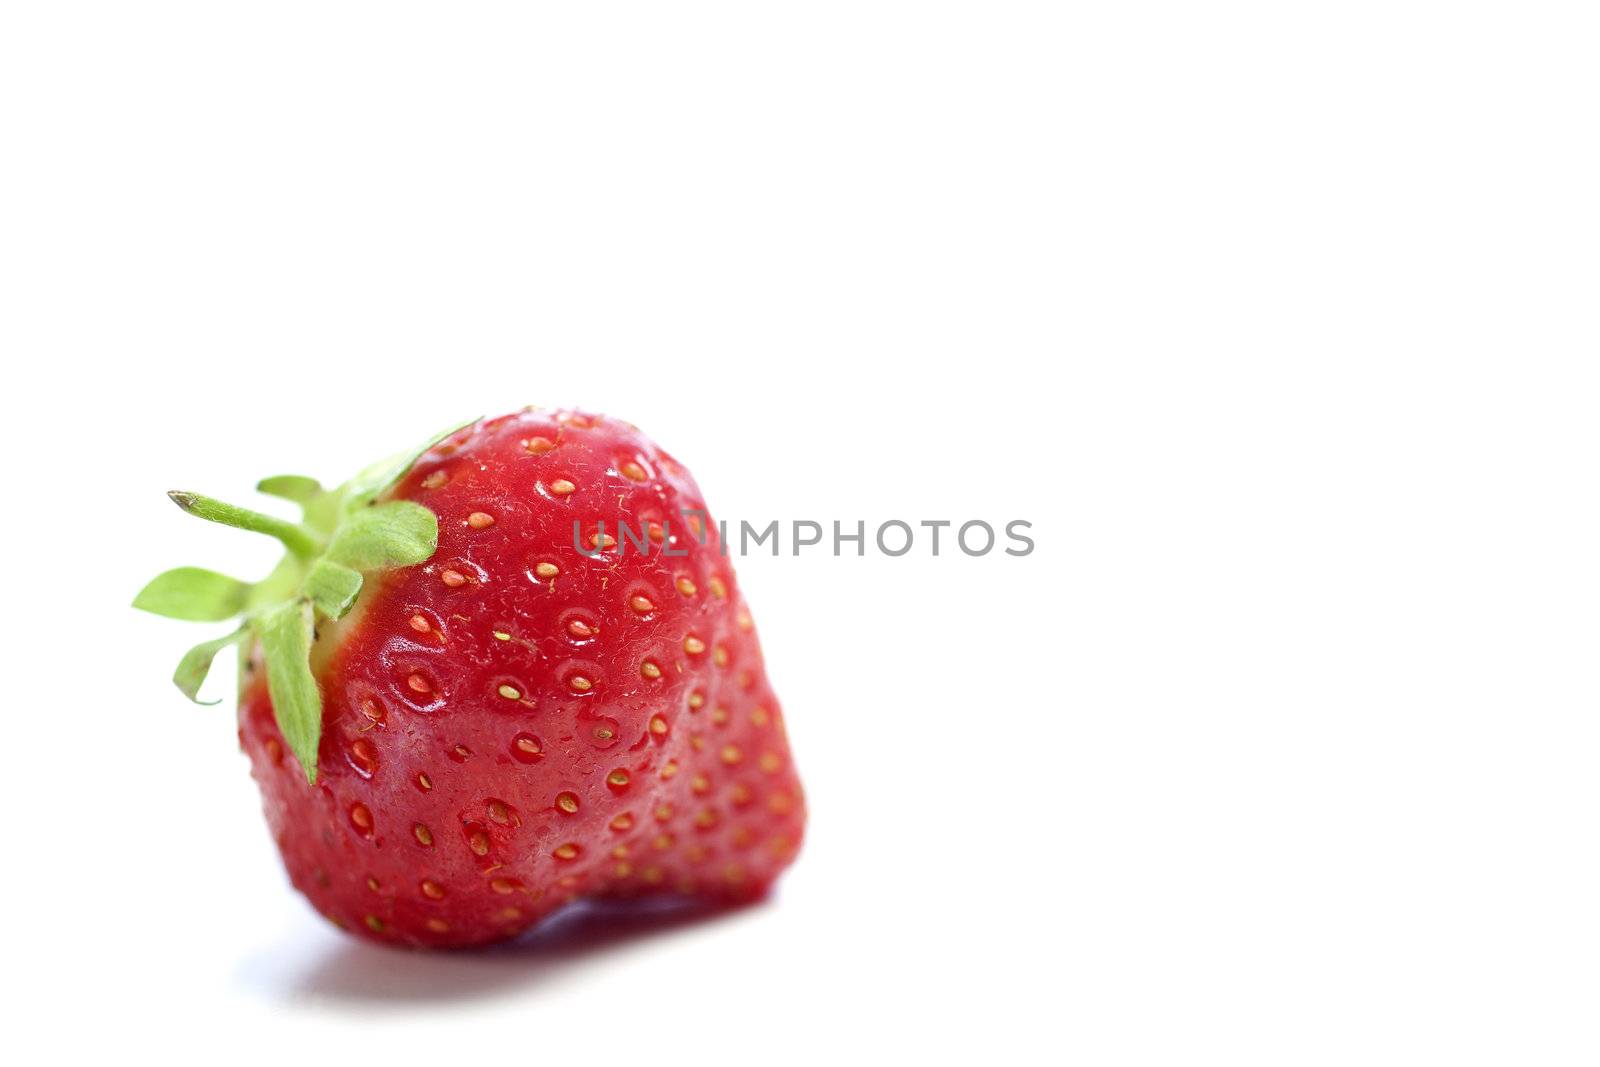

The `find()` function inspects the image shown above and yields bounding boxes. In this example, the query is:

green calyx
[133,420,475,784]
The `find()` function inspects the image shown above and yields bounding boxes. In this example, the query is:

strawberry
[136,409,805,947]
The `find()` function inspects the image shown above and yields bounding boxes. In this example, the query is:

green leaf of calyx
[306,559,363,619]
[256,475,341,534]
[173,627,248,704]
[256,475,324,503]
[134,567,252,621]
[326,500,438,571]
[344,417,479,508]
[168,490,321,560]
[259,600,323,783]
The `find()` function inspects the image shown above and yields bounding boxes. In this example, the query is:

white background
[3,3,1597,1063]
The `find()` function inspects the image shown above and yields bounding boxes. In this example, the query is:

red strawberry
[136,409,805,947]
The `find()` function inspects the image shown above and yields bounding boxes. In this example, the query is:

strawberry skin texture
[236,410,805,947]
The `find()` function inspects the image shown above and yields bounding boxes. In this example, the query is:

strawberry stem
[167,490,321,560]
[142,420,468,783]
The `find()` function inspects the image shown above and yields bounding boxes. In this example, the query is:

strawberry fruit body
[137,410,805,947]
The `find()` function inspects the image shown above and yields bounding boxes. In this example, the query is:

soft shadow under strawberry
[279,894,769,1006]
